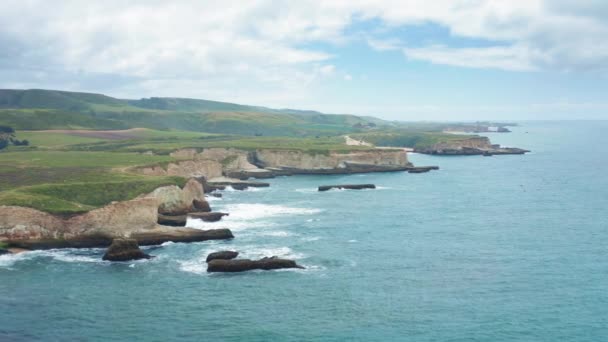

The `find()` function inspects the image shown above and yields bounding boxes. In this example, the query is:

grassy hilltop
[0,88,481,214]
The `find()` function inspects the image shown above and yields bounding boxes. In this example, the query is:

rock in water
[102,239,151,262]
[207,256,304,272]
[318,184,376,191]
[206,251,239,262]
[0,248,9,255]
[187,212,228,222]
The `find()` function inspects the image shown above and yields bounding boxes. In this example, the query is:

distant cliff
[414,137,529,155]
[134,147,412,178]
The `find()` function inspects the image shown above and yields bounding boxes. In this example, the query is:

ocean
[1,121,607,341]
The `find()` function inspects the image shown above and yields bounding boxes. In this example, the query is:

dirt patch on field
[39,128,148,140]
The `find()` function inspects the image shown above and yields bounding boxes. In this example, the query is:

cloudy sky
[1,0,607,120]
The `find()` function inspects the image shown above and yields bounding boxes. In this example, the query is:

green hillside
[0,89,387,136]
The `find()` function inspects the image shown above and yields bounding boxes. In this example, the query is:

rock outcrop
[318,184,376,191]
[102,238,151,261]
[149,179,207,215]
[207,256,304,273]
[188,212,228,222]
[206,251,239,262]
[414,137,529,155]
[407,166,440,173]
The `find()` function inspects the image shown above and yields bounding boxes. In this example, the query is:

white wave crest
[187,203,321,231]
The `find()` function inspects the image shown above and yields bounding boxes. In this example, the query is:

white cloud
[344,74,353,81]
[0,0,607,112]
[403,44,538,71]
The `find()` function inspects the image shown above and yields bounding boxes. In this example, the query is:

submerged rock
[206,251,239,262]
[0,248,9,255]
[318,184,376,191]
[207,256,304,273]
[102,239,151,262]
[209,193,223,198]
[188,212,228,222]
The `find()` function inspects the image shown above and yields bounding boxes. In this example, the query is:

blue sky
[1,0,607,121]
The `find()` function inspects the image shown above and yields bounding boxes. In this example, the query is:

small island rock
[102,239,151,262]
[207,256,304,273]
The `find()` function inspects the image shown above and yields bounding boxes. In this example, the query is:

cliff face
[254,149,410,173]
[137,159,223,179]
[136,147,411,178]
[0,179,213,248]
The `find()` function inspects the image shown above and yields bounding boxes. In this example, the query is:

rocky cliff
[0,179,231,249]
[253,149,411,174]
[135,147,412,178]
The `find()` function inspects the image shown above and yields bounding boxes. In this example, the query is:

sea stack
[102,238,151,262]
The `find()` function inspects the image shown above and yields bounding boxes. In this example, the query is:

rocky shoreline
[0,142,526,266]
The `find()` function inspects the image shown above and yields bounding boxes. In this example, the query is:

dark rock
[406,166,439,173]
[7,229,234,250]
[210,193,222,198]
[192,199,211,212]
[207,256,304,273]
[0,248,9,255]
[157,214,187,227]
[132,228,234,246]
[102,238,151,262]
[231,183,249,191]
[206,251,239,262]
[318,184,376,191]
[483,151,493,156]
[188,212,228,222]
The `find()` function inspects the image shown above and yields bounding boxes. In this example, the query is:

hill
[0,89,389,136]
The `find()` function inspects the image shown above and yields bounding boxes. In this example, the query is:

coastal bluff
[0,179,233,250]
[135,148,413,178]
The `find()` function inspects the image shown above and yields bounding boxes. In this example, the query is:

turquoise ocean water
[1,121,607,341]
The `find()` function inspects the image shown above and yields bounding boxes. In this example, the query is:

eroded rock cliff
[253,149,411,174]
[0,179,230,249]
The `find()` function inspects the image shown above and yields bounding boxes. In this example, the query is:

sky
[1,0,607,121]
